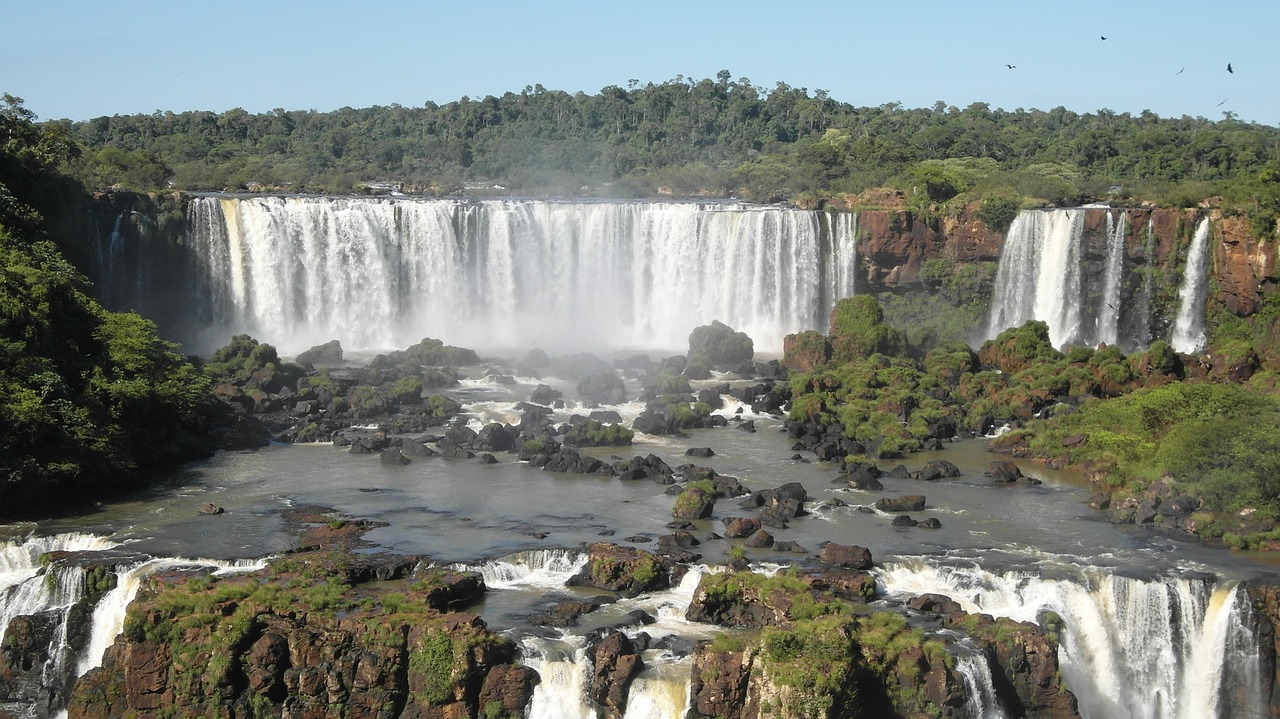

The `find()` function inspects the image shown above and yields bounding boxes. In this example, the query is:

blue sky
[3,0,1277,126]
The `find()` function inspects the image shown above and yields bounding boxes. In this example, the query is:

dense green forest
[1,93,236,515]
[35,74,1280,237]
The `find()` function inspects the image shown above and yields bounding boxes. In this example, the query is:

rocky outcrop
[589,630,643,719]
[566,543,672,598]
[64,547,529,719]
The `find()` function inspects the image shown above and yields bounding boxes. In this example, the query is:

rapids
[3,368,1277,718]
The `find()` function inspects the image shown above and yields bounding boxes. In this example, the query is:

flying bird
[1217,98,1228,106]
[1006,64,1017,69]
[1227,63,1233,73]
[1176,67,1184,75]
[1100,35,1107,40]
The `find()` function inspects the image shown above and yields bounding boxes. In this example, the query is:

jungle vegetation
[17,75,1279,238]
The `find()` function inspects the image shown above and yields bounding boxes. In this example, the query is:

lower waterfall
[1171,217,1212,353]
[182,196,859,355]
[985,209,1087,348]
[877,558,1265,719]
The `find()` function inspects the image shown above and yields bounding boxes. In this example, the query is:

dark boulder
[379,448,411,465]
[295,339,344,366]
[987,460,1025,483]
[743,529,774,548]
[529,384,563,405]
[876,495,926,512]
[891,515,919,527]
[686,447,715,458]
[818,543,873,570]
[722,517,761,539]
[915,459,961,481]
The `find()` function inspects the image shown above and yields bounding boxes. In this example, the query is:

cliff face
[854,205,1275,320]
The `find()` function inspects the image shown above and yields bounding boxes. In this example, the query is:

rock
[723,517,761,539]
[296,339,345,366]
[589,630,643,719]
[688,320,754,368]
[476,453,498,464]
[379,448,411,465]
[875,495,926,512]
[577,372,628,405]
[478,664,540,719]
[917,517,942,529]
[475,423,516,452]
[986,460,1024,483]
[887,464,912,479]
[891,515,919,527]
[657,531,700,548]
[197,503,224,515]
[689,645,755,719]
[672,486,716,520]
[818,543,874,570]
[907,593,964,614]
[1062,433,1087,448]
[401,438,436,457]
[743,529,774,548]
[915,459,961,481]
[529,384,563,405]
[686,447,715,458]
[567,543,672,597]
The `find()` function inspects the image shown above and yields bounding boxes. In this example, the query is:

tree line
[17,72,1280,235]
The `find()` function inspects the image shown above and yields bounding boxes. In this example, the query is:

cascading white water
[452,549,588,590]
[954,648,1008,719]
[985,209,1087,348]
[1171,217,1212,353]
[0,534,117,633]
[876,559,1264,719]
[486,559,713,718]
[1096,211,1128,346]
[184,197,859,354]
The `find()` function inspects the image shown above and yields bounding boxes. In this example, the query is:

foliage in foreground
[2,95,226,514]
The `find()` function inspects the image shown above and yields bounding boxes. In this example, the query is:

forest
[31,74,1280,239]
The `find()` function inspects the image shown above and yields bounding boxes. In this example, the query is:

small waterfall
[452,549,588,590]
[182,197,859,354]
[877,559,1265,719]
[1171,217,1212,353]
[103,213,125,306]
[623,657,692,718]
[985,209,1087,348]
[1096,211,1128,346]
[954,647,1009,719]
[1,534,117,632]
[522,637,597,719]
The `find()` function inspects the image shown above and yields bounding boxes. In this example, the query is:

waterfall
[985,209,1087,348]
[0,533,268,718]
[1096,211,1128,346]
[523,637,597,719]
[451,549,588,590]
[877,559,1265,719]
[1,534,117,633]
[182,197,858,354]
[1171,218,1212,353]
[954,647,1009,719]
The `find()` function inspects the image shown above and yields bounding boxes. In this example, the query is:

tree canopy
[25,77,1273,222]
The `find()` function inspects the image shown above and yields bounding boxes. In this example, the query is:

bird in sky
[1176,67,1184,75]
[1100,35,1107,40]
[1217,99,1228,106]
[1227,63,1233,73]
[1006,64,1016,69]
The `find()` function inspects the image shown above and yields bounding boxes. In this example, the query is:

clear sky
[3,0,1277,126]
